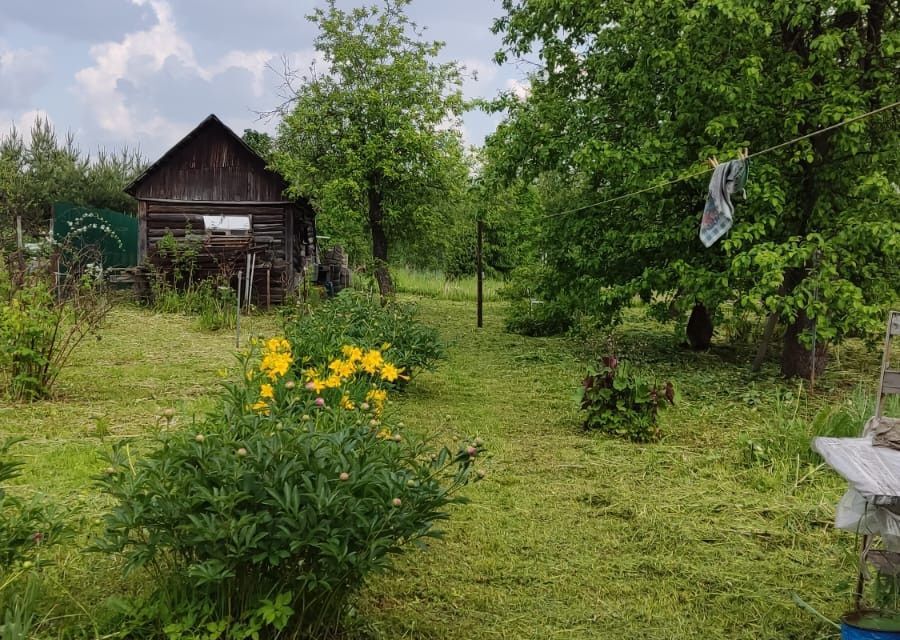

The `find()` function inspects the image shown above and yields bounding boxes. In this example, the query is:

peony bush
[96,327,482,639]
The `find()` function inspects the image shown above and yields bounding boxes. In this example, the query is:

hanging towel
[699,158,749,248]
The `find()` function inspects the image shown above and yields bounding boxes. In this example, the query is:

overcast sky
[0,0,531,159]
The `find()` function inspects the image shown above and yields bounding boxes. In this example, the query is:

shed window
[203,215,251,236]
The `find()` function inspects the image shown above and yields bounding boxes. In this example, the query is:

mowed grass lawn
[2,295,877,639]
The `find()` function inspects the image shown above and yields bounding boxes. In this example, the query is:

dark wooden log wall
[145,201,293,304]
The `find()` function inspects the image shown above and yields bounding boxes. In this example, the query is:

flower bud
[360,402,370,411]
[236,447,248,457]
[392,498,402,507]
[161,408,176,419]
[285,380,296,390]
[315,397,325,407]
[339,472,350,481]
[476,469,487,479]
[305,382,316,391]
[466,446,477,457]
[195,434,205,443]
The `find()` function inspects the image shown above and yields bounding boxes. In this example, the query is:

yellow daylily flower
[361,349,383,374]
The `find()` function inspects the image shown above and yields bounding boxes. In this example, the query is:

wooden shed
[125,114,316,304]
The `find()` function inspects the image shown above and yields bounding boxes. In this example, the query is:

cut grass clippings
[0,294,881,639]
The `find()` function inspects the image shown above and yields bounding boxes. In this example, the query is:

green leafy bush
[0,438,67,640]
[500,265,572,336]
[95,335,482,639]
[0,251,111,401]
[579,356,674,442]
[0,438,66,567]
[282,290,445,380]
[146,233,237,331]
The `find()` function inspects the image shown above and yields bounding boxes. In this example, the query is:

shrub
[145,232,237,332]
[579,356,674,442]
[95,336,483,639]
[282,290,445,380]
[0,248,111,401]
[500,264,572,336]
[0,438,66,567]
[0,438,67,640]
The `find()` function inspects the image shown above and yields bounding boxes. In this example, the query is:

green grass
[393,266,504,302]
[0,296,887,638]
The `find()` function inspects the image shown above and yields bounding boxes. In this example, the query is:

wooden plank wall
[132,125,287,202]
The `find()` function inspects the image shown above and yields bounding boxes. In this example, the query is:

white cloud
[0,109,54,144]
[460,58,498,98]
[505,78,531,101]
[0,45,51,109]
[72,0,281,146]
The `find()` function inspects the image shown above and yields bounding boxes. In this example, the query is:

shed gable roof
[124,114,289,200]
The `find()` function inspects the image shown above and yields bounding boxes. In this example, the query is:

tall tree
[274,0,469,296]
[489,0,900,377]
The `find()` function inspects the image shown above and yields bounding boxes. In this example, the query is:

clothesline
[539,99,900,220]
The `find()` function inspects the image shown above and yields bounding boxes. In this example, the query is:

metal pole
[236,270,242,348]
[476,218,483,329]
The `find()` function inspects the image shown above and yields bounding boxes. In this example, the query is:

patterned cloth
[699,158,749,248]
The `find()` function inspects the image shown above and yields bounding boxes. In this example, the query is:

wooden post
[236,270,242,348]
[266,268,271,310]
[476,218,483,329]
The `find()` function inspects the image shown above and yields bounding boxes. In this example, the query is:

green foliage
[0,438,66,567]
[282,290,445,378]
[273,0,470,278]
[94,330,481,639]
[241,129,274,162]
[579,357,674,442]
[146,232,236,331]
[487,0,900,370]
[0,577,40,640]
[737,386,871,470]
[0,250,112,401]
[500,263,572,336]
[0,117,144,240]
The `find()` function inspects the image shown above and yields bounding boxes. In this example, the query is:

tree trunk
[751,312,779,372]
[781,307,828,380]
[367,182,394,301]
[686,303,713,350]
[779,267,827,379]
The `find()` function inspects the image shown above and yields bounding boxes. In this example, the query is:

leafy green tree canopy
[488,0,900,377]
[273,0,470,296]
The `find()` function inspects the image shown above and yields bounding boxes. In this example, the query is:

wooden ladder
[875,311,900,424]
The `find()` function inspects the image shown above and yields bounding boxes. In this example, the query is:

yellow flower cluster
[303,345,405,392]
[249,340,404,417]
[366,388,388,415]
[252,338,293,414]
[259,338,293,380]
